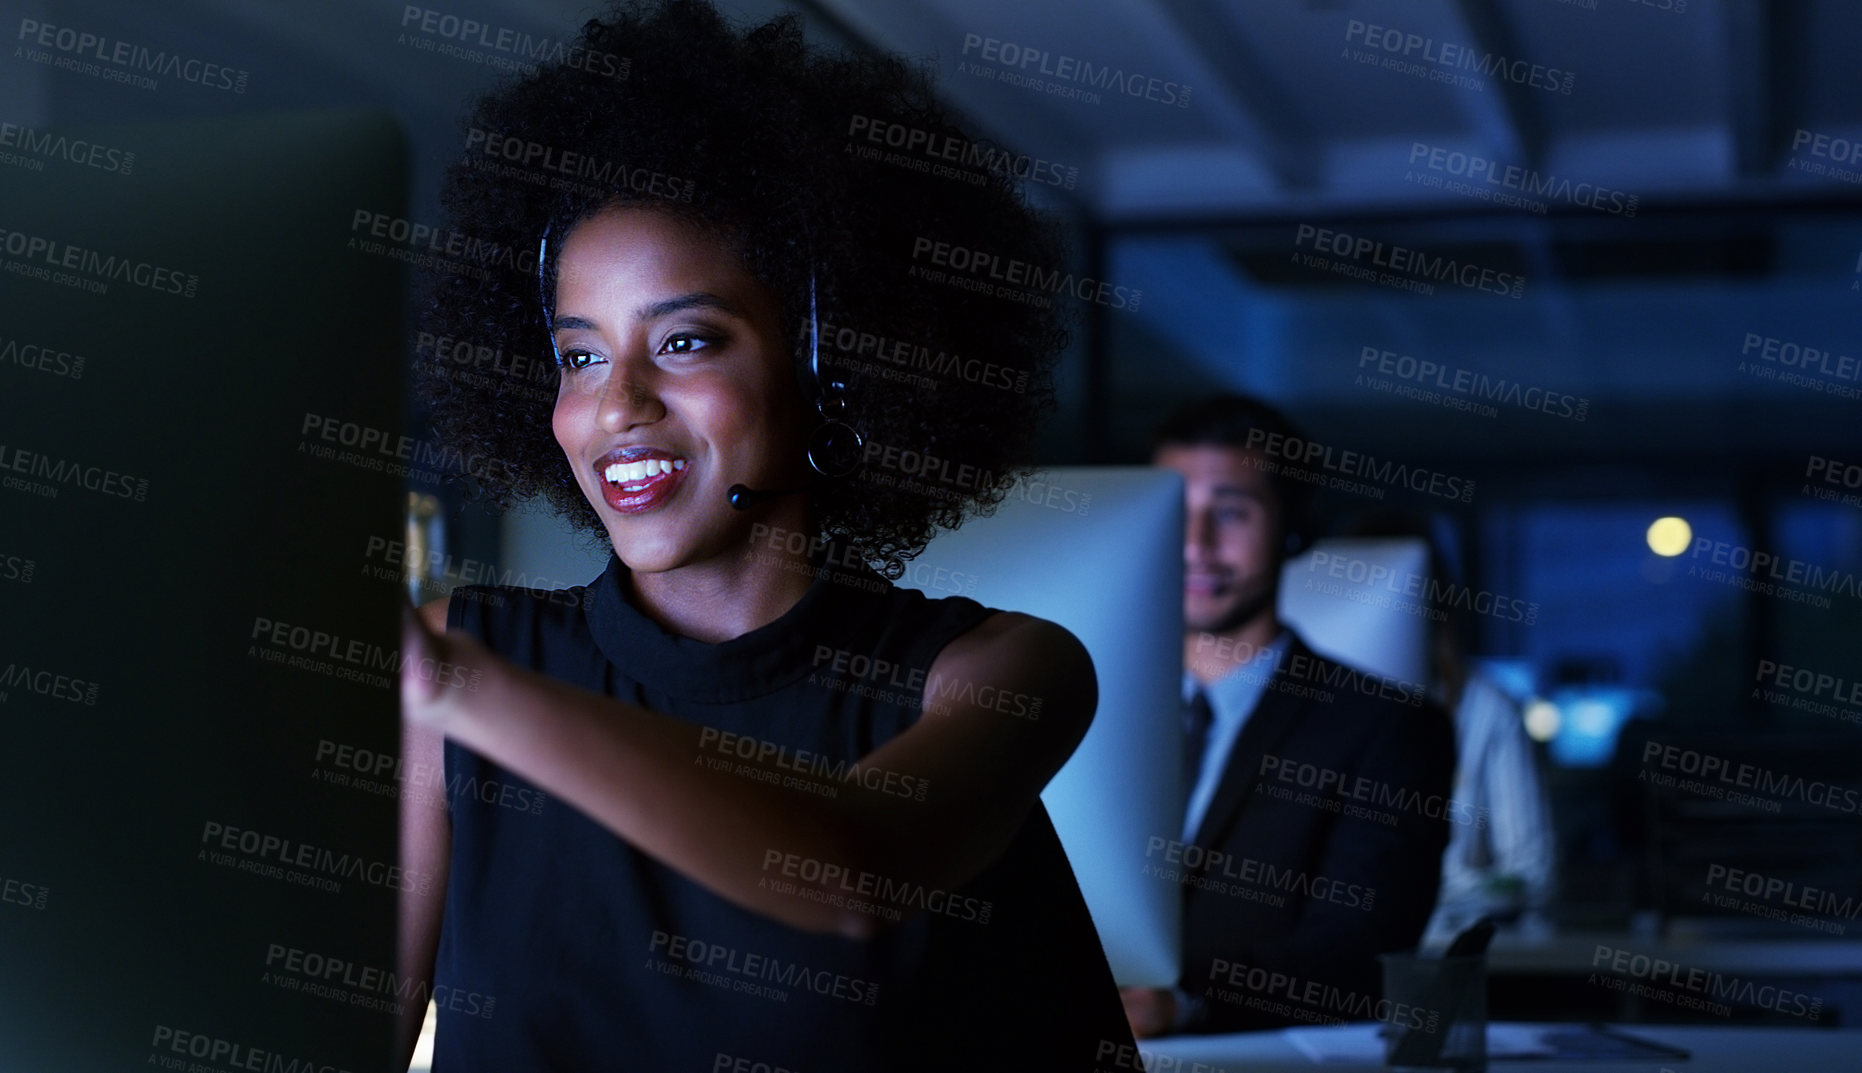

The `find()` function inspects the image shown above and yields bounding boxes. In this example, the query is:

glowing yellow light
[1523,700,1560,743]
[1646,516,1691,557]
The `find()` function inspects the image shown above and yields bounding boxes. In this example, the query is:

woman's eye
[659,333,715,356]
[557,349,603,371]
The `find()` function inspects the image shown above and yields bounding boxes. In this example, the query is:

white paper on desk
[1284,1024,1559,1063]
[1285,1024,1384,1063]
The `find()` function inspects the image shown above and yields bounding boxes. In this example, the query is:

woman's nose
[596,369,665,432]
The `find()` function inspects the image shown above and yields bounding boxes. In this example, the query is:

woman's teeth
[604,458,685,488]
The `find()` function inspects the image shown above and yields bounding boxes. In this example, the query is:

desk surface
[1140,1021,1862,1073]
[1483,928,1862,976]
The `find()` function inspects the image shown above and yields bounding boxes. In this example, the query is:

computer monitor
[0,109,407,1069]
[894,466,1184,987]
[1278,536,1433,687]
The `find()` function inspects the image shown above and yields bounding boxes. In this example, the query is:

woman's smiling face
[548,206,811,574]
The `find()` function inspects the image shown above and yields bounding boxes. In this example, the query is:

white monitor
[895,466,1184,987]
[1278,537,1433,688]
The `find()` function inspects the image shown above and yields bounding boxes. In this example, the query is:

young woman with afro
[397,2,1134,1068]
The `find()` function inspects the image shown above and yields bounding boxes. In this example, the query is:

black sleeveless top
[432,554,1135,1071]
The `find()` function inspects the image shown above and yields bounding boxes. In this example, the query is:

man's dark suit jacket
[1178,634,1456,1034]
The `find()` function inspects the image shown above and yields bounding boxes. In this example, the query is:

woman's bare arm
[395,599,452,1071]
[401,604,1095,938]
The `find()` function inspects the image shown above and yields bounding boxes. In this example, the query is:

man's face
[1154,444,1286,635]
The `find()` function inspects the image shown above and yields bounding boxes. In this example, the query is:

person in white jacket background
[1343,510,1557,935]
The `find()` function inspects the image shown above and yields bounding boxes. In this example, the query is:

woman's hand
[1120,987,1177,1039]
[400,597,489,731]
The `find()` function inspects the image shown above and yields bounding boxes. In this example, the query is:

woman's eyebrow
[636,292,744,321]
[552,293,745,334]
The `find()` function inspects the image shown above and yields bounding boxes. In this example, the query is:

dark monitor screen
[1,109,409,1070]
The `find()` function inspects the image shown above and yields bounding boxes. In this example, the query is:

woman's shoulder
[918,605,1096,735]
[936,607,1082,662]
[861,575,1090,684]
[425,582,592,637]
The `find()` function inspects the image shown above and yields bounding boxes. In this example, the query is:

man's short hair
[1151,393,1313,553]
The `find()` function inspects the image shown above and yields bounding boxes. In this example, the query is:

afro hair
[415,0,1075,577]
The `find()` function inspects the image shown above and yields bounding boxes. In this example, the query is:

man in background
[1122,394,1456,1036]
